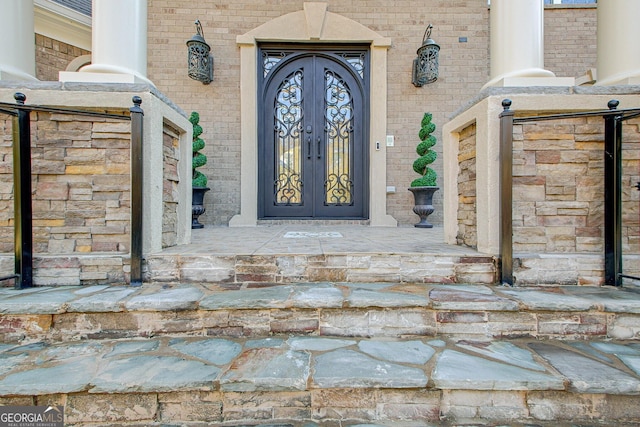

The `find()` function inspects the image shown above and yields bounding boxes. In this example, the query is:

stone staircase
[0,281,639,426]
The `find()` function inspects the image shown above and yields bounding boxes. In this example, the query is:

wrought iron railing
[499,99,640,287]
[0,93,144,288]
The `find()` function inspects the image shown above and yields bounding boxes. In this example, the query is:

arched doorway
[231,2,396,226]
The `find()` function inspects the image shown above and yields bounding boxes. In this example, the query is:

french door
[259,49,368,219]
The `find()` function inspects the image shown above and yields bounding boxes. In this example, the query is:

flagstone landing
[0,335,638,425]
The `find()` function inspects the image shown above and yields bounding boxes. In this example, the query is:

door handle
[317,137,321,158]
[305,125,312,159]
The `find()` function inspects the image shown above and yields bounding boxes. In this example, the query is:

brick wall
[145,2,598,226]
[147,0,491,226]
[511,116,639,254]
[456,123,477,248]
[544,6,597,80]
[28,4,599,227]
[35,34,90,82]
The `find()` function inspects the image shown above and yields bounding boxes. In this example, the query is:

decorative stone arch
[230,2,397,226]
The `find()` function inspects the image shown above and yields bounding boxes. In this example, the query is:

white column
[0,0,37,81]
[596,0,640,86]
[60,0,152,84]
[484,0,572,88]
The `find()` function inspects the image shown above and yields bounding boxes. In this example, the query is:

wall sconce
[412,24,440,87]
[187,20,213,84]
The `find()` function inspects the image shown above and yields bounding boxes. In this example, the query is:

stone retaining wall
[162,124,180,248]
[1,389,637,425]
[443,90,640,285]
[513,116,639,254]
[456,123,477,248]
[452,114,639,256]
[0,84,193,286]
[0,111,132,254]
[0,111,132,284]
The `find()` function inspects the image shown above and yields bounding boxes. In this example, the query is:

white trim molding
[34,0,91,51]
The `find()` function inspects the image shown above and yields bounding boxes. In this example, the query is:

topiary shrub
[189,111,208,188]
[410,112,438,187]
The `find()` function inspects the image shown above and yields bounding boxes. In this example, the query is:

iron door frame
[258,47,370,220]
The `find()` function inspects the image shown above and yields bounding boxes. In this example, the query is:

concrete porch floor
[158,225,478,257]
[144,225,498,285]
[145,225,640,287]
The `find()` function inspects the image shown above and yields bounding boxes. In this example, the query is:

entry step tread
[1,335,638,396]
[1,282,639,315]
[1,283,639,342]
[1,335,639,425]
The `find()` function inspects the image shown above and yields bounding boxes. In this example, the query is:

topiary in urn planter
[190,111,209,229]
[408,112,439,228]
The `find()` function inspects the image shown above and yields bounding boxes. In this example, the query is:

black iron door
[260,52,367,219]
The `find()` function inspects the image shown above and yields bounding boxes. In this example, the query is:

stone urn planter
[409,113,439,228]
[190,111,210,229]
[192,186,210,229]
[409,186,439,228]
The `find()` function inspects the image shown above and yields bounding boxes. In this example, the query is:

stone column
[484,0,572,88]
[0,0,37,81]
[60,0,152,84]
[596,0,640,85]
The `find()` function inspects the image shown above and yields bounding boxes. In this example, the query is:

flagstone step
[143,252,499,285]
[0,335,638,425]
[0,282,638,343]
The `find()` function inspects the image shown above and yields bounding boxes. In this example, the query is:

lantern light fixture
[187,20,213,85]
[412,24,440,87]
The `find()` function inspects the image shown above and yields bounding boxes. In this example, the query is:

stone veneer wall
[0,111,132,254]
[456,123,477,248]
[162,124,180,248]
[444,90,639,285]
[512,116,639,254]
[0,84,193,286]
[0,110,132,285]
[0,115,13,253]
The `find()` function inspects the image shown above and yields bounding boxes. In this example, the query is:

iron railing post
[129,96,144,286]
[603,99,623,286]
[12,93,33,289]
[499,99,514,286]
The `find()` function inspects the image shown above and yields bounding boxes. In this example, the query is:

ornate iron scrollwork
[273,69,304,205]
[324,70,354,206]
